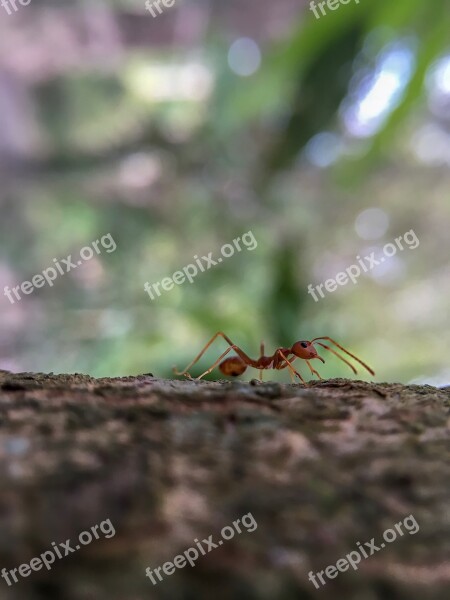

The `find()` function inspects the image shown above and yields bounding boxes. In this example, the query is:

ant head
[291,340,325,363]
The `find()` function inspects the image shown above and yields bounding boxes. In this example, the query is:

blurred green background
[0,0,449,384]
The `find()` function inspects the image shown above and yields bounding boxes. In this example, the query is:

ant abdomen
[219,356,247,377]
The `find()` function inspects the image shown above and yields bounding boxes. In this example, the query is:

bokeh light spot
[228,38,261,77]
[355,208,390,240]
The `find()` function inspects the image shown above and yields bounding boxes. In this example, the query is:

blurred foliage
[0,0,449,384]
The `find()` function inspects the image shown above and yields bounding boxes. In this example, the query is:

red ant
[173,331,375,383]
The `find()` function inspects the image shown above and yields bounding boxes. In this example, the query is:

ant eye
[300,341,308,348]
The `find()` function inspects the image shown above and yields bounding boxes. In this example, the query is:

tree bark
[0,370,449,599]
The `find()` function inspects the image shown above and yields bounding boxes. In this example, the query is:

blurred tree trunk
[0,370,448,600]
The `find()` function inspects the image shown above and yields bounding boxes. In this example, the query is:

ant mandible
[173,331,375,383]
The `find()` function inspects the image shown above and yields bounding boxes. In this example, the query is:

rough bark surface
[0,370,449,600]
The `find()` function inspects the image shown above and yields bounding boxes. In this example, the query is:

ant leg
[311,337,374,375]
[278,351,306,384]
[196,346,244,380]
[306,360,323,380]
[173,331,238,377]
[280,356,319,382]
[259,341,265,382]
[278,356,297,378]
